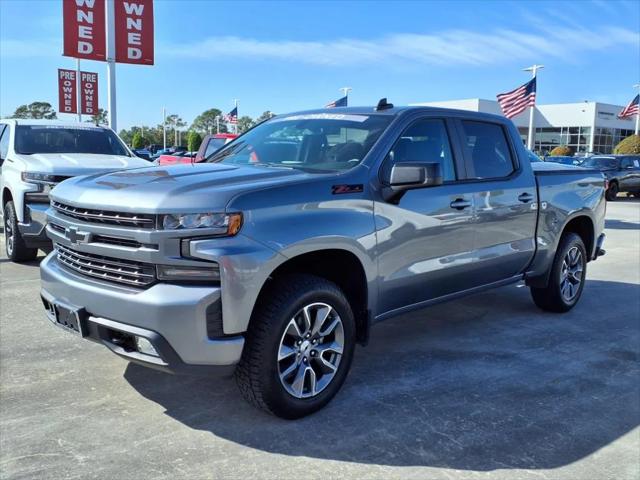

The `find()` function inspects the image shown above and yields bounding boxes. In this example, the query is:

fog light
[135,336,159,357]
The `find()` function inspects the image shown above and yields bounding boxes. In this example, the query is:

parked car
[157,135,239,166]
[133,148,152,160]
[545,155,582,166]
[0,120,149,262]
[147,144,162,155]
[526,149,543,163]
[40,105,606,418]
[581,155,640,200]
[194,133,238,162]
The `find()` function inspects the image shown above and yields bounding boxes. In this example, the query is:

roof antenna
[375,98,393,111]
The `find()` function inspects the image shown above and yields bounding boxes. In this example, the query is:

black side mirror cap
[382,162,443,203]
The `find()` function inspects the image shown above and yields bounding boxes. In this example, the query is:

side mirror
[382,162,442,203]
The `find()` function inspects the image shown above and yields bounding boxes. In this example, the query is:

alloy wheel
[4,214,13,256]
[277,302,344,399]
[560,246,583,301]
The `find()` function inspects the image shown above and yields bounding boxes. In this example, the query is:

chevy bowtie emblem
[64,227,89,245]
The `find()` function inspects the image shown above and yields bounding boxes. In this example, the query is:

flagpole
[234,99,238,134]
[634,83,640,135]
[76,59,82,122]
[523,65,543,150]
[340,87,352,106]
[105,0,117,132]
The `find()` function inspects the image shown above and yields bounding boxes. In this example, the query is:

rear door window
[0,124,9,162]
[461,121,515,179]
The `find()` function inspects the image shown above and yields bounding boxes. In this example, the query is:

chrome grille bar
[52,201,155,228]
[55,244,156,287]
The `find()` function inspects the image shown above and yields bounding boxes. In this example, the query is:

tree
[614,134,640,154]
[12,101,57,119]
[166,114,187,146]
[191,108,227,134]
[255,111,275,124]
[187,131,203,152]
[131,132,145,149]
[549,145,573,156]
[237,116,254,134]
[89,108,108,125]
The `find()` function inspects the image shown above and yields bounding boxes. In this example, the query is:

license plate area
[42,297,87,337]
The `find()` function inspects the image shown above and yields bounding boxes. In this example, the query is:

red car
[157,134,238,166]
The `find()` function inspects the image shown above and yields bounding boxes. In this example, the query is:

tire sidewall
[606,182,618,201]
[550,233,587,310]
[261,284,356,418]
[4,201,16,259]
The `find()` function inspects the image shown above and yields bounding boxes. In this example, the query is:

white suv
[0,120,149,262]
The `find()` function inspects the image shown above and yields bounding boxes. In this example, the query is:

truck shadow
[124,279,640,470]
[605,219,639,230]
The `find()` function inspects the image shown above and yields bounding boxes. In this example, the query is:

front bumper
[18,203,51,248]
[40,252,244,375]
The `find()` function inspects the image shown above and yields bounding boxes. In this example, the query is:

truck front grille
[55,243,156,287]
[52,201,156,229]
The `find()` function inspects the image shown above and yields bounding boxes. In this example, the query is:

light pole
[523,64,543,150]
[162,107,167,149]
[105,0,117,131]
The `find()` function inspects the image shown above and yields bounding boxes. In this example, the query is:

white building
[411,99,636,154]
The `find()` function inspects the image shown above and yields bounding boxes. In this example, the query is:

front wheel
[235,274,356,419]
[3,201,38,262]
[530,232,587,313]
[605,182,618,201]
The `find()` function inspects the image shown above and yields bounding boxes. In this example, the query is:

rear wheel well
[563,216,594,260]
[255,250,370,344]
[2,188,12,207]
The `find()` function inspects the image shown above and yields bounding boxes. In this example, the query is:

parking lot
[0,199,638,480]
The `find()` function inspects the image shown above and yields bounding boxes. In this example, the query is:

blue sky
[1,0,639,131]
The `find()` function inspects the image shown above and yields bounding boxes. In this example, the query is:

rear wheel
[3,201,38,262]
[530,233,587,313]
[235,274,356,419]
[605,181,618,201]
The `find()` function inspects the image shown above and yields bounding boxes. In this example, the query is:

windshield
[15,125,129,156]
[207,113,392,172]
[204,138,227,157]
[582,157,619,169]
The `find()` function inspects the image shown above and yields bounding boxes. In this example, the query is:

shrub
[131,132,144,149]
[549,145,573,156]
[187,131,203,152]
[614,134,640,154]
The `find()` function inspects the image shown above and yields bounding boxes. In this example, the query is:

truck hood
[51,163,316,213]
[15,153,149,176]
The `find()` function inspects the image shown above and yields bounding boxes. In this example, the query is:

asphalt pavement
[1,199,639,480]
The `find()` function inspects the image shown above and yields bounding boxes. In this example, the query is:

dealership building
[411,99,636,154]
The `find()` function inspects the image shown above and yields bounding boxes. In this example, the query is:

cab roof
[275,105,508,123]
[0,118,110,128]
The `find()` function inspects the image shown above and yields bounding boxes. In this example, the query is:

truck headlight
[161,212,242,235]
[21,172,57,184]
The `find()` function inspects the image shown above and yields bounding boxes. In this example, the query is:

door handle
[518,193,534,203]
[450,198,472,210]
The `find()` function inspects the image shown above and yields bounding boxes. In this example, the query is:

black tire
[235,274,356,419]
[530,232,587,313]
[605,181,618,201]
[3,201,38,263]
[632,192,640,199]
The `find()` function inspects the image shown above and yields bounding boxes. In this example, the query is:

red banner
[58,69,78,114]
[62,0,106,61]
[80,71,99,114]
[115,0,154,65]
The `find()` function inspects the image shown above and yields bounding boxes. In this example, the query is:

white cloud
[161,23,639,67]
[2,23,637,69]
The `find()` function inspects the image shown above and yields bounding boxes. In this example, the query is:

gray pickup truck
[40,103,606,418]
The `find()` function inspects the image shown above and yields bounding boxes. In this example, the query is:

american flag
[497,78,536,119]
[325,95,347,108]
[618,94,639,119]
[224,106,238,124]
